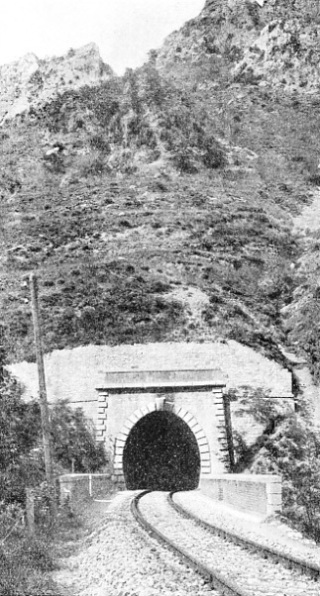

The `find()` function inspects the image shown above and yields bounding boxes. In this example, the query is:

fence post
[89,474,92,497]
[26,488,35,534]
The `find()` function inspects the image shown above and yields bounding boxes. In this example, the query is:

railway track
[132,490,320,596]
[170,492,320,581]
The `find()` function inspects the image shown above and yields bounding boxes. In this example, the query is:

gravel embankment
[139,491,320,596]
[52,492,213,596]
[174,491,320,569]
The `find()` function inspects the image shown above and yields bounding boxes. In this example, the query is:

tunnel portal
[123,410,201,491]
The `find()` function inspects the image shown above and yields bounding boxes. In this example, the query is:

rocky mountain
[1,0,320,389]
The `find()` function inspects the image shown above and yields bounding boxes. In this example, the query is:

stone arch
[113,403,211,478]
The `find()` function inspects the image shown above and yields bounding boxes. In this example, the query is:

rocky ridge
[0,43,113,123]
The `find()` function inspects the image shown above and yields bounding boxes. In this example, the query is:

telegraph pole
[29,273,54,490]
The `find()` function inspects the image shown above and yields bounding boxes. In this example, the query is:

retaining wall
[9,341,293,416]
[200,474,282,516]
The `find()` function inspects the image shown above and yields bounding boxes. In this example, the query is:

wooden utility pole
[30,273,54,488]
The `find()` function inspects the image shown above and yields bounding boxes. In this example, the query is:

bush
[309,173,320,186]
[174,148,198,173]
[80,154,107,176]
[89,134,111,153]
[202,137,226,169]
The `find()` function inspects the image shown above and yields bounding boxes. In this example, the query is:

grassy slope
[1,1,320,380]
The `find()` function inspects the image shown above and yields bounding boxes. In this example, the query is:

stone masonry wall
[102,389,227,478]
[8,341,293,479]
[9,341,293,418]
[200,474,282,516]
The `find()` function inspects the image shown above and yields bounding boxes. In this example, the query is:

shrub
[308,173,320,186]
[80,154,106,176]
[245,0,261,27]
[202,137,226,169]
[89,134,111,153]
[174,148,198,173]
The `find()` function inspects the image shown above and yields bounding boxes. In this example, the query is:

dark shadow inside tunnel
[123,411,200,491]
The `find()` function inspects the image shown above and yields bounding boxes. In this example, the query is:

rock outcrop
[0,42,113,123]
[155,0,320,92]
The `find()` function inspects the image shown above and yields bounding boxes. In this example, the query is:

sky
[0,0,204,74]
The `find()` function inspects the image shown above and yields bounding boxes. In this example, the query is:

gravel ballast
[52,491,213,596]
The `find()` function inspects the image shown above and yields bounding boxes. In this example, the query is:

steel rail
[169,492,320,581]
[131,491,249,596]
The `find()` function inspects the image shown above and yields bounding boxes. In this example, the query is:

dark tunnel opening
[123,410,201,491]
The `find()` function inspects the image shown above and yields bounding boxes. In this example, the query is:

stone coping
[205,474,281,483]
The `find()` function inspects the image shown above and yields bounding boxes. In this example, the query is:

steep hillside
[1,0,320,383]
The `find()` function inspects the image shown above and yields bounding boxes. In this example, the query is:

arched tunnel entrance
[123,411,201,490]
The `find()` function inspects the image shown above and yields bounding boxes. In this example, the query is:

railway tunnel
[123,411,201,491]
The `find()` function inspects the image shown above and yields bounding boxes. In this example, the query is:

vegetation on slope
[1,0,320,382]
[231,386,320,542]
[0,362,105,505]
[1,163,300,364]
[0,350,106,594]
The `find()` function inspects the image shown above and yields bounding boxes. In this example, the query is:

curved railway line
[170,493,320,580]
[131,490,320,596]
